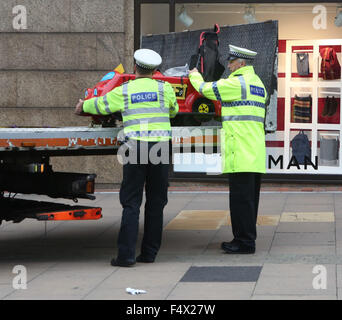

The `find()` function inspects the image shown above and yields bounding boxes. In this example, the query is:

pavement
[1,185,342,301]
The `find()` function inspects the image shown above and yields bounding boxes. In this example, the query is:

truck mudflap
[0,197,102,224]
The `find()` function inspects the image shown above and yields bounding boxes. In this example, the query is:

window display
[139,2,342,177]
[282,39,342,174]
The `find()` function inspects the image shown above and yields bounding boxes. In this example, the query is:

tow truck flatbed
[0,125,220,155]
[0,125,220,224]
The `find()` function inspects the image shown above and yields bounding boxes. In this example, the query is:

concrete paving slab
[270,231,335,255]
[286,193,334,205]
[258,194,287,215]
[280,212,334,222]
[283,204,334,212]
[160,230,216,254]
[257,206,285,215]
[254,263,336,296]
[276,222,335,233]
[0,285,14,299]
[0,262,55,286]
[165,210,228,230]
[259,193,288,201]
[4,262,115,300]
[2,191,342,300]
[183,201,229,211]
[84,268,186,300]
[224,215,280,226]
[167,282,256,300]
[271,232,335,246]
[269,245,336,255]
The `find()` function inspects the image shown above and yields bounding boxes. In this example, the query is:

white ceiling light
[243,5,257,24]
[335,6,342,27]
[177,6,194,28]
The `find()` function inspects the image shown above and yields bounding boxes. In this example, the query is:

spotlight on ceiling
[177,6,194,28]
[335,6,342,27]
[243,5,257,24]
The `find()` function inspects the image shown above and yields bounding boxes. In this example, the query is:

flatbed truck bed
[0,125,219,225]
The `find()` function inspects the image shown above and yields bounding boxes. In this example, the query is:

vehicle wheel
[192,98,215,122]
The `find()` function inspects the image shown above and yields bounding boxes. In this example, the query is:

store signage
[268,155,318,170]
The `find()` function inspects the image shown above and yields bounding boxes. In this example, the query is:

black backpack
[189,24,225,82]
[291,131,311,164]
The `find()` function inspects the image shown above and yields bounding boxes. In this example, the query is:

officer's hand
[189,67,199,75]
[75,99,84,115]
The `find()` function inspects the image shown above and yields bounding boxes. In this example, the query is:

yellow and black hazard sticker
[171,84,188,100]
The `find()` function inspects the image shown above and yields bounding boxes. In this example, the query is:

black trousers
[228,172,262,248]
[117,141,169,260]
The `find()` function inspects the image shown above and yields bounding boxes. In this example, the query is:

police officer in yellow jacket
[75,49,179,266]
[189,44,267,254]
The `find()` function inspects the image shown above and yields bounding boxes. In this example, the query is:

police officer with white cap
[75,48,179,266]
[189,44,267,254]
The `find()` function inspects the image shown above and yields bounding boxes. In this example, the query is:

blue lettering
[250,85,265,97]
[131,92,158,104]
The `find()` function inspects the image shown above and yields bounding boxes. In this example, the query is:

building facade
[0,0,134,184]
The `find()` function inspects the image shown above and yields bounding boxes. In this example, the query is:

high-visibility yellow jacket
[83,77,179,142]
[189,66,267,173]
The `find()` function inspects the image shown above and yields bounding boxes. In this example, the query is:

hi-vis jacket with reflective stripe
[189,66,267,173]
[83,77,179,142]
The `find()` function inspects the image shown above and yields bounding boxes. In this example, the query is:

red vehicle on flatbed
[84,68,222,126]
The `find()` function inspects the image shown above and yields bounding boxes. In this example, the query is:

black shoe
[221,240,255,254]
[110,258,135,267]
[136,255,155,263]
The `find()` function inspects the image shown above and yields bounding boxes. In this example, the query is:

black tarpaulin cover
[141,21,278,132]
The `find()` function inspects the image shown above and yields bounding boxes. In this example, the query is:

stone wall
[0,0,134,184]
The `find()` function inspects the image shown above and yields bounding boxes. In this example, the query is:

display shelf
[284,39,342,175]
